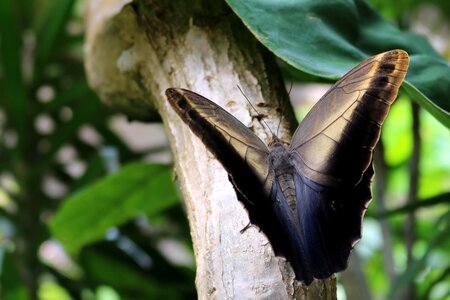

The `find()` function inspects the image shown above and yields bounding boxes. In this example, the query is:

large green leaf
[226,0,450,128]
[50,162,179,255]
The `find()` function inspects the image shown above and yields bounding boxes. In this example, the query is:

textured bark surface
[84,0,337,298]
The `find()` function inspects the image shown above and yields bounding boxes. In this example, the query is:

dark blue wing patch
[292,164,374,281]
[235,160,374,285]
[270,179,313,284]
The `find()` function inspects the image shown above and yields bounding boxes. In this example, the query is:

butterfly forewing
[166,88,270,183]
[290,50,409,187]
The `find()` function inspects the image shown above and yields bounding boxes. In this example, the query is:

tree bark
[84,0,336,298]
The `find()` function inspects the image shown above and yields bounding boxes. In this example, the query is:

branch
[404,101,421,299]
[374,140,396,283]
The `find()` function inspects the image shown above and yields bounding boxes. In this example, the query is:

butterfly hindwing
[292,163,374,281]
[270,176,313,284]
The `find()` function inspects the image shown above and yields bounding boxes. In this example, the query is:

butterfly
[165,49,409,285]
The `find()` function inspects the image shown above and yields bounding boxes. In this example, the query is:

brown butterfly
[166,50,409,285]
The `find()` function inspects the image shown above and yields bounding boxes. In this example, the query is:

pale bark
[84,0,337,298]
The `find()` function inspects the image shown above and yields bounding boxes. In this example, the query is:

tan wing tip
[386,48,409,56]
[371,49,410,75]
[382,49,410,63]
[166,87,184,97]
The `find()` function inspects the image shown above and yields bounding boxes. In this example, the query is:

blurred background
[0,0,449,299]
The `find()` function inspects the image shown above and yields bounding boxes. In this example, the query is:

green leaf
[404,55,450,128]
[38,282,72,300]
[50,162,179,255]
[225,0,450,128]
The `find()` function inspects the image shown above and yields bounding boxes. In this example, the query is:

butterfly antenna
[237,85,274,136]
[287,80,294,96]
[276,109,283,138]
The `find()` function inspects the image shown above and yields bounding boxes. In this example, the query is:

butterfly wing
[166,88,295,258]
[166,88,270,183]
[287,50,409,281]
[290,49,409,187]
[293,165,374,281]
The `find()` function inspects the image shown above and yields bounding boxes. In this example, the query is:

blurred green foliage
[0,0,449,299]
[0,1,195,299]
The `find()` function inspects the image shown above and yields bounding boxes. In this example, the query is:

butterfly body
[165,50,409,285]
[268,143,298,210]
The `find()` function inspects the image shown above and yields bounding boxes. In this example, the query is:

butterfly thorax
[268,144,297,212]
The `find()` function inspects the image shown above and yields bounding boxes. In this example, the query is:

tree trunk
[84,0,337,298]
